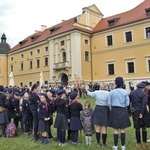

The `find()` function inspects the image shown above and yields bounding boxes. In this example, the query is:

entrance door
[61,74,68,86]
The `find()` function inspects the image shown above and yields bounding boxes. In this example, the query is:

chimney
[35,30,40,33]
[41,25,47,32]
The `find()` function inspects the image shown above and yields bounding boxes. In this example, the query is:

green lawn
[0,97,150,150]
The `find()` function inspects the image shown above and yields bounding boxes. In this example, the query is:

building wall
[8,43,50,87]
[0,55,8,86]
[91,19,150,89]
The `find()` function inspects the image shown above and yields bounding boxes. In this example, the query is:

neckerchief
[69,99,77,105]
[44,101,48,112]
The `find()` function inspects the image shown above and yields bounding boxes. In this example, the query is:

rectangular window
[20,63,24,70]
[107,35,113,46]
[20,82,23,87]
[45,57,48,66]
[30,61,33,69]
[108,64,115,75]
[127,62,134,73]
[108,20,115,26]
[37,49,40,54]
[29,82,32,87]
[11,57,13,61]
[45,81,48,87]
[145,27,150,39]
[148,60,150,72]
[10,65,13,72]
[30,51,33,56]
[45,47,48,52]
[37,81,39,85]
[37,59,40,68]
[85,39,89,45]
[145,8,150,16]
[125,31,132,42]
[85,51,90,61]
[61,40,64,46]
[21,54,24,58]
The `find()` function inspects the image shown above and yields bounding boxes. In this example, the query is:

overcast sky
[0,0,144,48]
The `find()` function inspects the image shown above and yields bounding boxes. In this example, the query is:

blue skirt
[70,116,82,131]
[109,107,131,129]
[54,113,68,130]
[92,105,110,126]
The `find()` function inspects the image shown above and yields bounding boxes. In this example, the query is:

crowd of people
[0,77,150,150]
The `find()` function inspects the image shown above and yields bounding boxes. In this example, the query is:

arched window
[62,52,66,62]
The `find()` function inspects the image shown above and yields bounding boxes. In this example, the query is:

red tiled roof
[93,0,150,33]
[9,17,92,53]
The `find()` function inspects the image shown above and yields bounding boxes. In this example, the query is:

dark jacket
[38,102,51,120]
[54,98,69,118]
[129,88,147,115]
[29,92,40,111]
[7,96,20,118]
[69,101,83,118]
[22,98,30,114]
[0,92,9,108]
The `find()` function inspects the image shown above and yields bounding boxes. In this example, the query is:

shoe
[142,142,148,150]
[59,142,62,146]
[43,138,49,144]
[136,144,141,150]
[61,143,67,147]
[97,143,101,147]
[73,142,80,146]
[121,145,126,150]
[40,137,44,144]
[112,145,118,150]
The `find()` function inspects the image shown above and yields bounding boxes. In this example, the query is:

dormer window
[19,40,27,46]
[50,27,60,34]
[107,18,120,27]
[30,35,40,41]
[145,8,150,16]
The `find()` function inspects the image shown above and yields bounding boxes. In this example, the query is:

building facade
[0,0,150,90]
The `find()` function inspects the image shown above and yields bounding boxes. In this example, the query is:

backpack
[5,122,17,137]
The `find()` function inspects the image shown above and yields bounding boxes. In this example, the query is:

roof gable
[93,0,150,33]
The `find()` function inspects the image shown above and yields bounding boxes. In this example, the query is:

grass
[0,96,150,150]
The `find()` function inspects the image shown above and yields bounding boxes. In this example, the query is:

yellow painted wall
[92,21,150,82]
[0,55,8,86]
[8,43,50,87]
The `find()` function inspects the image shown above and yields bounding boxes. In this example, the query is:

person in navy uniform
[38,93,51,144]
[46,89,55,139]
[69,91,83,146]
[0,85,9,137]
[129,82,148,150]
[29,84,40,141]
[108,77,131,150]
[54,89,69,147]
[21,91,31,135]
[6,88,20,129]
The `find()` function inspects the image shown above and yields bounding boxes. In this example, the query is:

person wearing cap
[108,77,131,150]
[69,91,83,146]
[54,89,69,147]
[6,88,20,129]
[86,84,110,147]
[22,91,31,135]
[0,85,9,137]
[143,81,150,113]
[46,89,55,139]
[129,82,148,149]
[29,84,40,141]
